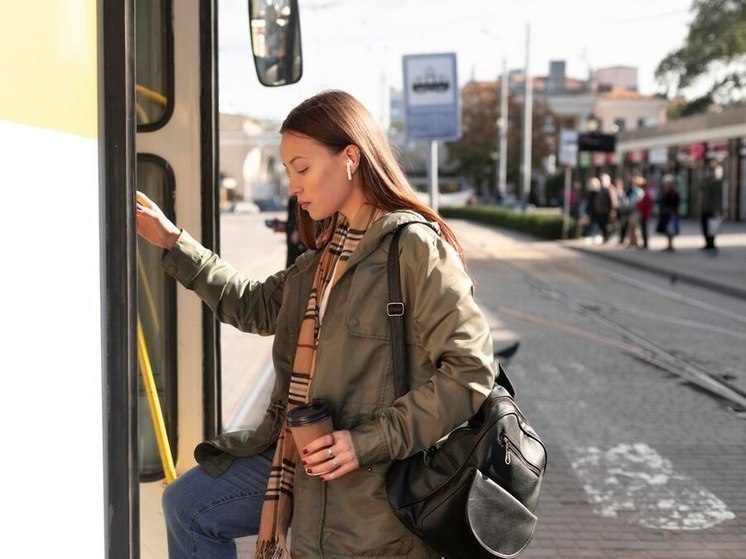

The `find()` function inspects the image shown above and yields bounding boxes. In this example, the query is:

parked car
[231,201,260,214]
[409,176,474,207]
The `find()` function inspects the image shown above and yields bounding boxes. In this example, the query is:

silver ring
[332,458,338,469]
[327,448,334,459]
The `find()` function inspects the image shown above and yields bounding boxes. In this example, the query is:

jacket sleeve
[161,230,285,335]
[351,226,496,466]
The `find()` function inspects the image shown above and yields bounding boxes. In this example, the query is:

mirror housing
[248,0,303,87]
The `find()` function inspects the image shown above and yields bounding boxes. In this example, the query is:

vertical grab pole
[137,317,177,483]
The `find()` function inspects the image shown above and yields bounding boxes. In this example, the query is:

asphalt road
[221,213,746,558]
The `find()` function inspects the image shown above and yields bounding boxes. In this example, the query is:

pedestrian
[625,176,643,248]
[594,173,615,243]
[135,89,496,559]
[615,177,631,244]
[583,177,601,243]
[633,176,652,249]
[656,174,680,251]
[569,180,583,221]
[698,161,724,254]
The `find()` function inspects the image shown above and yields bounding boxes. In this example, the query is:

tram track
[460,231,746,415]
[594,267,746,326]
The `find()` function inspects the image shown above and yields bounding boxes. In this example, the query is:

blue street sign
[402,53,461,141]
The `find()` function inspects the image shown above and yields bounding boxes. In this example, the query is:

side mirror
[248,0,303,87]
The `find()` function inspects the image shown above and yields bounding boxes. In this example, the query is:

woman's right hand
[136,191,181,250]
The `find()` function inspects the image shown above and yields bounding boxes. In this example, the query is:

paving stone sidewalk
[562,218,746,300]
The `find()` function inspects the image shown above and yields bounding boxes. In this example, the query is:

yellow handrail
[137,317,177,484]
[135,83,168,125]
[136,83,168,105]
[137,250,162,337]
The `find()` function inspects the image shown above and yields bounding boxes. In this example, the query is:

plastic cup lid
[287,399,330,426]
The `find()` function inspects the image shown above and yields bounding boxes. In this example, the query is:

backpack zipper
[501,433,542,476]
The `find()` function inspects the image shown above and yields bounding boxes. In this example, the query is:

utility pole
[522,23,532,208]
[498,58,508,200]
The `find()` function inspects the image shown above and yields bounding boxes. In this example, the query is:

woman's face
[281,132,362,221]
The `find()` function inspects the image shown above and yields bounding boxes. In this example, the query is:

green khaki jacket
[162,210,495,558]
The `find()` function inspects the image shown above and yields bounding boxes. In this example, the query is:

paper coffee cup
[287,399,333,455]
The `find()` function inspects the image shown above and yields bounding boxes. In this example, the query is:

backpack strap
[387,221,516,399]
[496,362,516,398]
[387,222,433,398]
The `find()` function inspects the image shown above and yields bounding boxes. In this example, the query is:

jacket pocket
[322,463,415,557]
[345,259,391,340]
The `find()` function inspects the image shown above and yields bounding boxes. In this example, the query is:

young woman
[136,89,496,559]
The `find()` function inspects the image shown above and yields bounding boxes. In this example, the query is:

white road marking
[571,443,735,530]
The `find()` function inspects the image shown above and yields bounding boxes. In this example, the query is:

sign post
[402,52,460,211]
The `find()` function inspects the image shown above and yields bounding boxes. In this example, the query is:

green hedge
[439,205,578,240]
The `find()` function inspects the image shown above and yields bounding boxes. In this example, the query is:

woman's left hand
[302,430,360,482]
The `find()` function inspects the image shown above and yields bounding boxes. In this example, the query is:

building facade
[219,112,285,210]
[617,106,746,221]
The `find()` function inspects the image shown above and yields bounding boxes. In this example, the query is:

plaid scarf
[254,206,383,559]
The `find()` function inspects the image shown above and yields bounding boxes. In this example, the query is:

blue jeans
[162,446,275,559]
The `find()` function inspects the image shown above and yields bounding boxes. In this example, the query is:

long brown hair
[280,89,465,263]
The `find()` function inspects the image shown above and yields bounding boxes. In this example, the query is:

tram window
[136,0,173,130]
[136,156,177,480]
[248,0,303,86]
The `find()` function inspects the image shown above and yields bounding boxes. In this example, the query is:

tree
[655,0,746,116]
[448,81,555,201]
[447,82,501,198]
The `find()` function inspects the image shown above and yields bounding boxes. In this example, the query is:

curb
[566,245,746,301]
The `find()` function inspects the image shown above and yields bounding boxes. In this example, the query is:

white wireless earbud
[345,159,353,181]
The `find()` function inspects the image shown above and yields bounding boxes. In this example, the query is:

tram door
[133,2,301,557]
[135,0,179,481]
[134,3,214,557]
